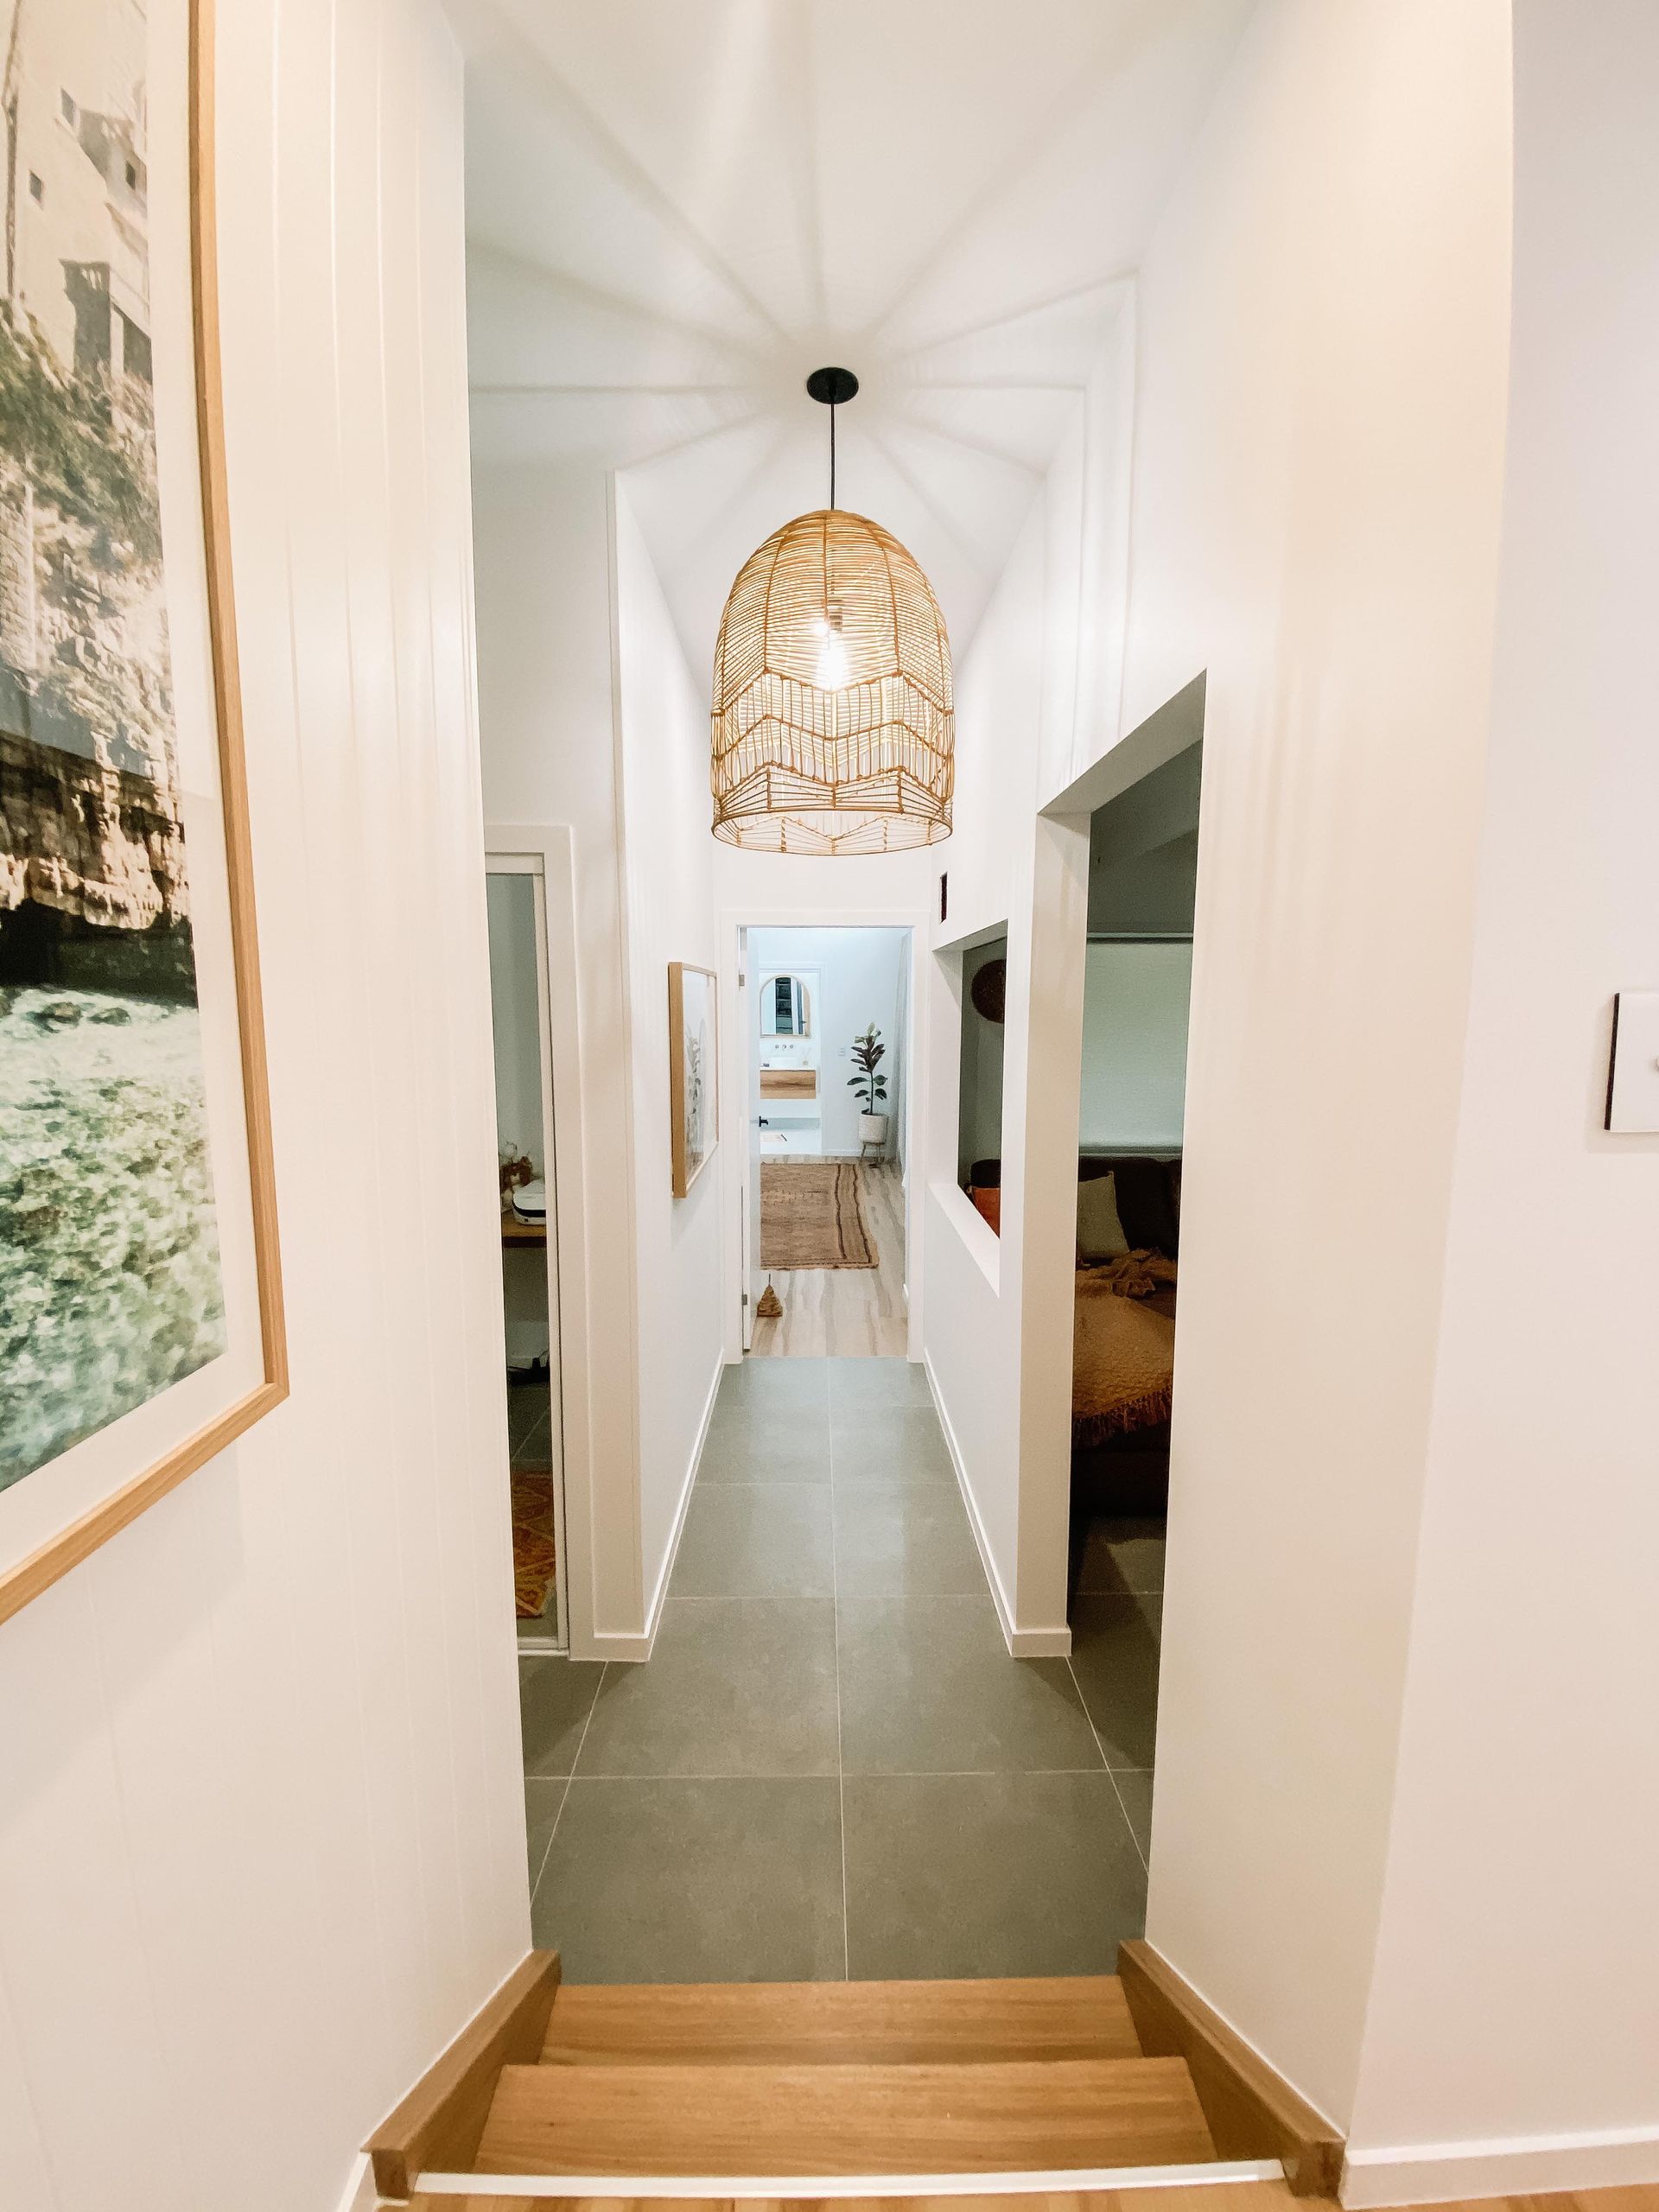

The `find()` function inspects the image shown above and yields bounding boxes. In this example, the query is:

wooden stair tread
[540,1975,1141,2067]
[475,2056,1217,2177]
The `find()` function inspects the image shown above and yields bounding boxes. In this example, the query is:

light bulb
[815,601,849,691]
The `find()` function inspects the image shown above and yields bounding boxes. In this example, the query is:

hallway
[752,1161,908,1357]
[520,1357,1160,1983]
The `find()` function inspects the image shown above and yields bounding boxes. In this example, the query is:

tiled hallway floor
[520,1357,1161,1983]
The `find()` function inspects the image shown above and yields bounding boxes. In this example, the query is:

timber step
[539,1974,1144,2067]
[473,2055,1219,2178]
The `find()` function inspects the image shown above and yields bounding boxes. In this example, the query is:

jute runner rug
[760,1160,877,1269]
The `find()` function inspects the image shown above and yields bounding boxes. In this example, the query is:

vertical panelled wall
[1123,0,1512,2139]
[0,9,527,2212]
[920,301,1129,1652]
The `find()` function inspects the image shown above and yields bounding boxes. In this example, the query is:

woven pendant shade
[710,507,954,855]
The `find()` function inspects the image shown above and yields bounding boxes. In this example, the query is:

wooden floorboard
[475,2056,1216,2178]
[541,1977,1141,2068]
[752,1161,907,1357]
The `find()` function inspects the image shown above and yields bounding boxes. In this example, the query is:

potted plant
[848,1025,889,1149]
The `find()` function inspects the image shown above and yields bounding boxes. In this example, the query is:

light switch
[1605,991,1659,1133]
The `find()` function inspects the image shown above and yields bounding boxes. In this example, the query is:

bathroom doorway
[486,844,569,1652]
[738,924,915,1358]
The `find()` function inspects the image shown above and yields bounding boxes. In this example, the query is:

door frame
[718,906,931,1366]
[485,824,594,1656]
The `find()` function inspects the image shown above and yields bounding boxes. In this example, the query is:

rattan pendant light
[710,367,954,855]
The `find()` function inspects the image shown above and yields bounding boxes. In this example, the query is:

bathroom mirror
[760,972,810,1037]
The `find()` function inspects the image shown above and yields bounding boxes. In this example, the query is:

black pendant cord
[805,365,858,513]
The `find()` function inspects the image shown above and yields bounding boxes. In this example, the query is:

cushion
[969,1184,1001,1235]
[1080,1154,1181,1255]
[1077,1171,1130,1262]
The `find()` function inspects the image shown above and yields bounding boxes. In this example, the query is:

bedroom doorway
[739,924,914,1358]
[1064,696,1205,1861]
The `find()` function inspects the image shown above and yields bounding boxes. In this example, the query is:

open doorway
[741,925,912,1358]
[486,850,568,1655]
[1064,715,1204,1852]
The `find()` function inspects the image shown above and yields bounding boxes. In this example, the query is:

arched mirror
[760,972,811,1037]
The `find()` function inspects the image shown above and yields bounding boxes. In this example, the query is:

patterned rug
[760,1160,876,1269]
[512,1468,557,1618]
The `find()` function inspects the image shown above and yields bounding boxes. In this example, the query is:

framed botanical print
[668,963,718,1198]
[0,0,285,1624]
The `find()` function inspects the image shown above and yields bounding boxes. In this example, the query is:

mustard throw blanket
[1072,1256,1177,1443]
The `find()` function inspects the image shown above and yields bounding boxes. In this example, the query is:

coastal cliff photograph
[0,0,226,1490]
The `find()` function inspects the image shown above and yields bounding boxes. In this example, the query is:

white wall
[473,457,723,1654]
[1112,0,1515,2136]
[1340,3,1659,2194]
[919,0,1658,2183]
[748,927,907,1160]
[1079,941,1193,1152]
[922,496,1087,1656]
[474,461,645,1652]
[613,489,724,1622]
[0,8,529,2211]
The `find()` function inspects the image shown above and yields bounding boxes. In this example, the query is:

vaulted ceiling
[454,0,1251,686]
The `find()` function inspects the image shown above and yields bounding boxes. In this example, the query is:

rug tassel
[756,1281,784,1319]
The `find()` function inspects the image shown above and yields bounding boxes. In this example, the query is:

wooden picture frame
[668,963,720,1199]
[0,0,286,1627]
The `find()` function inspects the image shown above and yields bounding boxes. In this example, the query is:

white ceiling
[455,0,1251,684]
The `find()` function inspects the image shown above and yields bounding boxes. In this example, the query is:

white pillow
[1077,1171,1131,1262]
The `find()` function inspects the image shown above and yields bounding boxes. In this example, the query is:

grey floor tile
[1113,1770,1154,1862]
[843,1771,1145,1979]
[524,1777,564,1893]
[700,1410,832,1485]
[832,1404,955,1483]
[1075,1515,1166,1594]
[507,1382,551,1446]
[833,1478,986,1598]
[672,1484,834,1598]
[839,1594,1103,1775]
[575,1599,839,1777]
[510,1411,552,1468]
[533,1777,846,1983]
[1068,1597,1162,1768]
[830,1357,933,1410]
[519,1655,604,1777]
[717,1358,831,1415]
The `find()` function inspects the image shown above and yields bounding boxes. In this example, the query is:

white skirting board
[587,1352,723,1662]
[415,2158,1284,2198]
[1339,2124,1659,2206]
[923,1352,1072,1658]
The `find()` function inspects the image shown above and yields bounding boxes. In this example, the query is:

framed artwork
[668,963,719,1198]
[0,0,285,1626]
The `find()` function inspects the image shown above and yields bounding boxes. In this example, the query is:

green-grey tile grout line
[531,1660,607,1912]
[1065,1647,1151,1878]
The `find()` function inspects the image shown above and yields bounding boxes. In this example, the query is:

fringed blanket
[1072,1253,1178,1445]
